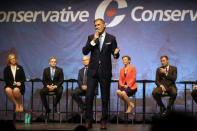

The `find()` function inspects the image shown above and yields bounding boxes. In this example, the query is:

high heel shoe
[15,104,19,112]
[125,102,135,114]
[19,104,24,112]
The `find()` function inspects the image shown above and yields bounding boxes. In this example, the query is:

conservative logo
[95,0,127,27]
[0,0,197,24]
[95,0,197,27]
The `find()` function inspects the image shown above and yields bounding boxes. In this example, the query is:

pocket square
[105,42,111,45]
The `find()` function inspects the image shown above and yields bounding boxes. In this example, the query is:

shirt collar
[100,31,106,38]
[50,67,56,70]
[166,65,169,70]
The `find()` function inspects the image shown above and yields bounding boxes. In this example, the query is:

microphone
[95,29,99,34]
[94,30,99,43]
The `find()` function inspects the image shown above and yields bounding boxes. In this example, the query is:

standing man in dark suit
[82,18,120,129]
[40,57,64,113]
[152,56,177,116]
[191,80,197,103]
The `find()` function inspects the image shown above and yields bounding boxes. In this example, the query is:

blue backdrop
[0,0,197,103]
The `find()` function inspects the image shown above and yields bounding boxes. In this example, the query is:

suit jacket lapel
[81,67,85,77]
[53,67,57,80]
[15,65,18,80]
[168,65,171,74]
[9,66,14,81]
[47,67,52,81]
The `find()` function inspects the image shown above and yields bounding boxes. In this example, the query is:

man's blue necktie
[51,68,55,80]
[99,35,103,51]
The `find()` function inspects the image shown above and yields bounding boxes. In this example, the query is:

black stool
[44,91,61,124]
[155,92,174,113]
[117,94,136,124]
[5,95,25,121]
[78,95,98,125]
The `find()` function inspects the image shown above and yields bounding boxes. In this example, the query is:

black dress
[4,65,26,95]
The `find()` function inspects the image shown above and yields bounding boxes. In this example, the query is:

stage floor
[15,123,151,131]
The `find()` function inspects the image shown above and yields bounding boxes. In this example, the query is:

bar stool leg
[6,95,8,117]
[59,100,61,124]
[80,113,83,125]
[45,95,50,124]
[13,104,16,122]
[131,95,136,125]
[117,97,119,125]
[52,96,54,121]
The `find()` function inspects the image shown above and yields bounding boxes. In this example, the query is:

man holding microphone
[82,18,120,129]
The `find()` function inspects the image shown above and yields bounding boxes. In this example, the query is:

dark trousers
[40,86,63,110]
[152,85,177,110]
[85,67,110,124]
[191,90,197,104]
[71,87,86,110]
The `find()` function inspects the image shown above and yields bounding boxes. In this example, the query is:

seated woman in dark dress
[4,54,26,112]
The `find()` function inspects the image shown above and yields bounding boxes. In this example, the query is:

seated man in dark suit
[40,57,64,113]
[71,56,90,113]
[191,80,197,103]
[71,56,98,113]
[152,56,177,116]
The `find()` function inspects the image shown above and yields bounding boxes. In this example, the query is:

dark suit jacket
[78,67,98,95]
[3,65,26,92]
[78,67,86,89]
[82,33,119,79]
[42,66,64,88]
[155,65,177,88]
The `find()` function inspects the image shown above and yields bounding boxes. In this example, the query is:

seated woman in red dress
[117,56,137,113]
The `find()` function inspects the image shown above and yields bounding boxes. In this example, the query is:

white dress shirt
[90,31,106,51]
[11,65,17,81]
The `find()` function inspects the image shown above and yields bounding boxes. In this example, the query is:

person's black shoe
[53,106,57,113]
[161,111,167,117]
[166,106,172,115]
[159,106,166,116]
[46,108,51,114]
[79,108,84,113]
[79,105,86,113]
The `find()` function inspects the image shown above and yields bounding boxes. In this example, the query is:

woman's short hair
[122,55,131,61]
[6,53,18,66]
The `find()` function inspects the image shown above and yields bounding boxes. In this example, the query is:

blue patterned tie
[99,35,103,51]
[83,67,88,85]
[51,68,55,80]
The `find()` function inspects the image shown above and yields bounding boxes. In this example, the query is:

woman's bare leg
[13,88,23,112]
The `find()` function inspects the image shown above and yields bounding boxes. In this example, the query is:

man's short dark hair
[160,56,168,60]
